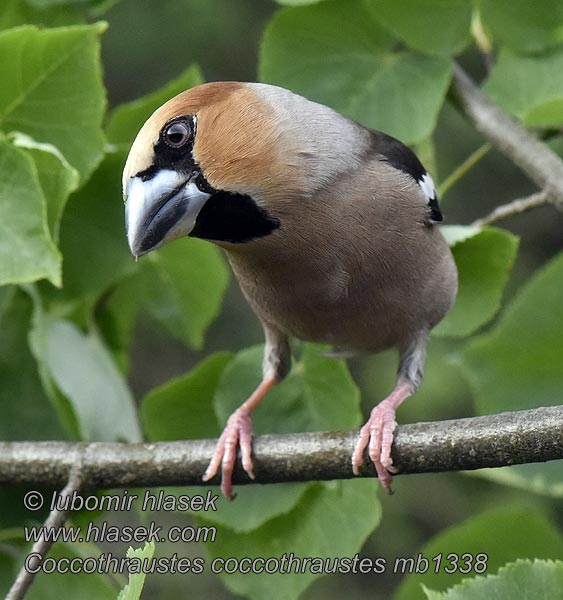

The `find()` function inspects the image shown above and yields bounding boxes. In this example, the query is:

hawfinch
[123,82,458,499]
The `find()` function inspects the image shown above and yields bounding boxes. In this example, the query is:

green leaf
[463,250,563,414]
[26,285,81,437]
[275,0,325,5]
[0,290,65,440]
[0,286,15,324]
[142,352,234,441]
[0,0,84,30]
[138,238,229,350]
[423,559,563,600]
[0,24,106,180]
[205,344,363,533]
[215,344,361,433]
[260,0,452,144]
[202,483,312,534]
[28,0,104,5]
[364,0,472,55]
[11,132,80,242]
[103,237,229,354]
[88,0,123,18]
[107,64,204,147]
[460,251,563,494]
[480,0,563,54]
[0,138,60,286]
[38,318,141,442]
[466,461,563,498]
[97,273,141,370]
[117,542,156,600]
[439,225,482,246]
[394,506,563,600]
[203,480,380,600]
[484,47,563,127]
[434,228,519,338]
[59,151,136,302]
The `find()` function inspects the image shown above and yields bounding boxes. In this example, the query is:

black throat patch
[190,190,280,244]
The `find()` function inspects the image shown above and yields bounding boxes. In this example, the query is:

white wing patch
[419,172,437,202]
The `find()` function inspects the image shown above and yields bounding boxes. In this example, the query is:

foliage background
[1,0,563,598]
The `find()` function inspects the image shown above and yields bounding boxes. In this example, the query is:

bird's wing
[368,130,442,224]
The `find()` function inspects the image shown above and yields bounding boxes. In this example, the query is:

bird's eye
[163,121,191,148]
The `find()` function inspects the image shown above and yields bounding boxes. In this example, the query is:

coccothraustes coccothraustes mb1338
[123,82,458,499]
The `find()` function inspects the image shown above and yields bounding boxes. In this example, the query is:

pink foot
[202,377,276,500]
[352,382,412,493]
[202,408,255,499]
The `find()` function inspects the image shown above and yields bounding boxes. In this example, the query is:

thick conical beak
[124,169,210,257]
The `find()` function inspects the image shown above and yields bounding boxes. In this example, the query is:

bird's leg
[203,323,290,499]
[352,381,412,491]
[352,332,428,493]
[203,377,276,499]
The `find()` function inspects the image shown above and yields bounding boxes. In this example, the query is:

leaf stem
[438,143,491,198]
[470,9,493,72]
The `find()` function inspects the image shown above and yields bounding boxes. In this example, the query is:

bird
[122,82,458,499]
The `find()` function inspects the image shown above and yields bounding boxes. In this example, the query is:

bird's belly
[275,297,402,351]
[236,268,404,352]
[228,229,456,354]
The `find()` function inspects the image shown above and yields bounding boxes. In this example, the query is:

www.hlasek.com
[22,489,489,576]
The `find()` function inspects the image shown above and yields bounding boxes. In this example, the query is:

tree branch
[6,461,83,600]
[452,63,563,210]
[0,406,561,489]
[473,190,550,227]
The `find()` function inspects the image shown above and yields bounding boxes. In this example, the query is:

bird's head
[122,82,367,257]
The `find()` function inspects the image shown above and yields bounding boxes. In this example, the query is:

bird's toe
[203,409,255,500]
[353,398,399,492]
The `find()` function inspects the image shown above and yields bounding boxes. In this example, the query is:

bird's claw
[203,408,255,500]
[352,398,398,494]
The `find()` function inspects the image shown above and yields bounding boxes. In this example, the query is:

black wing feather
[369,130,443,223]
